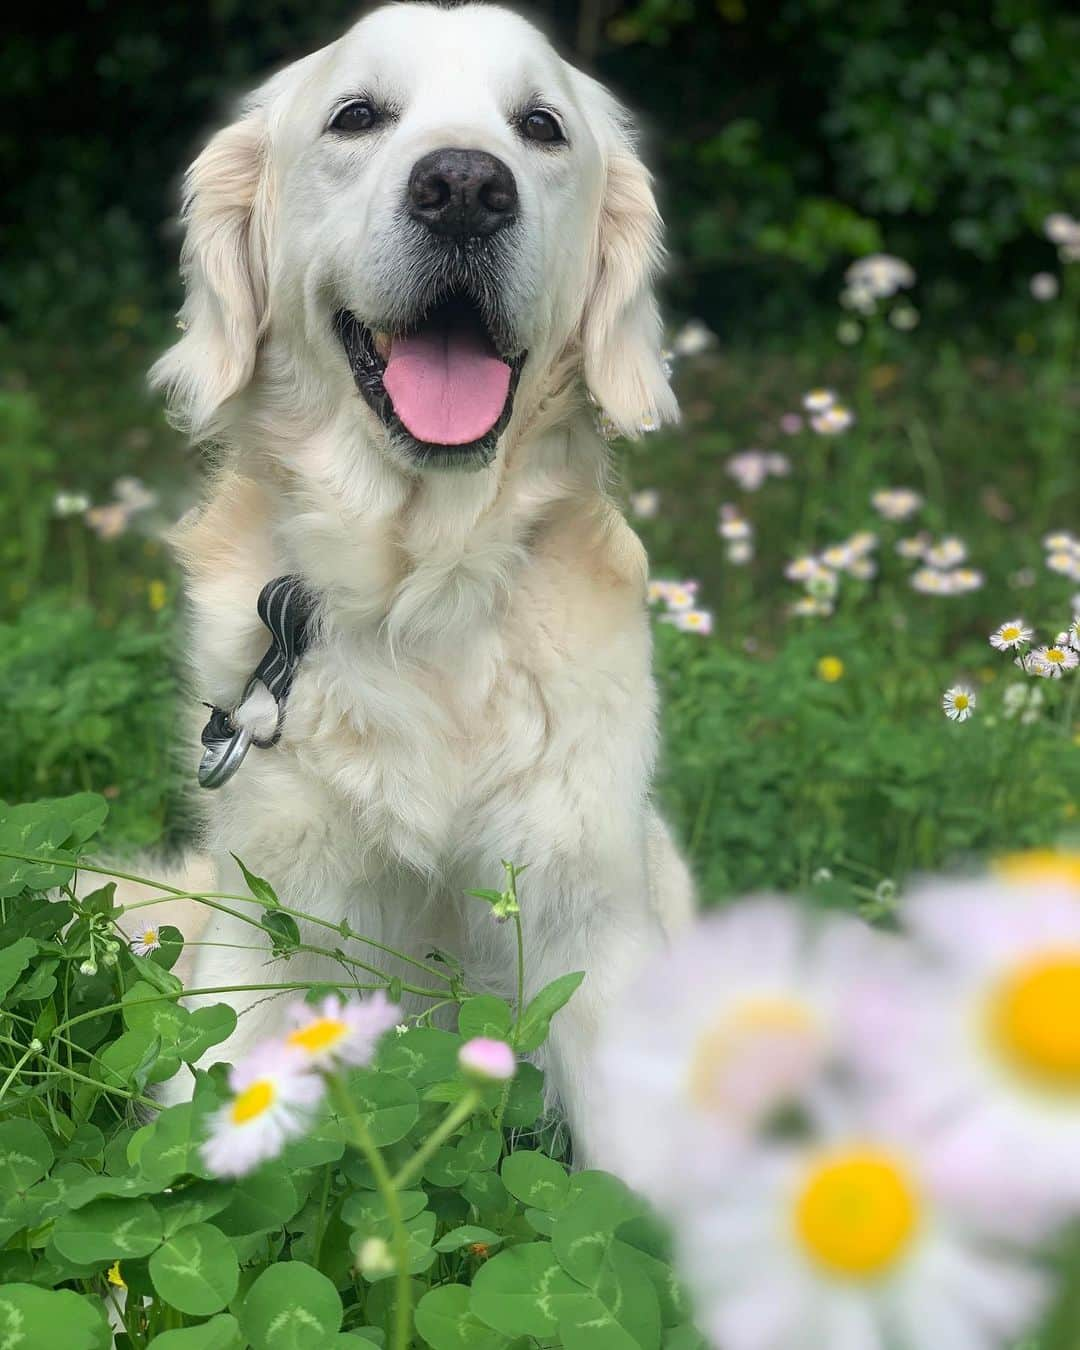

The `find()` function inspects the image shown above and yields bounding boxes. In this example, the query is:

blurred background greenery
[2,0,1078,902]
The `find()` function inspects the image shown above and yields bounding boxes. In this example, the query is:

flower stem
[390,1091,481,1191]
[330,1076,411,1350]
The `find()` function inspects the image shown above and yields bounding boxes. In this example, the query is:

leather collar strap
[197,575,318,790]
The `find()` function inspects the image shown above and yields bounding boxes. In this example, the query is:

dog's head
[153,3,678,470]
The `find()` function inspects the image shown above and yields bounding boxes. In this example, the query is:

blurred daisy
[1068,616,1080,650]
[130,926,161,957]
[1046,550,1080,581]
[791,596,833,618]
[672,318,716,356]
[889,303,920,331]
[942,687,976,722]
[1030,273,1060,302]
[806,569,839,603]
[848,557,877,581]
[1029,644,1078,678]
[53,491,90,518]
[888,877,1080,1206]
[896,534,929,560]
[802,389,836,413]
[785,555,820,583]
[727,540,754,566]
[1042,531,1077,553]
[847,531,878,557]
[664,583,699,612]
[638,412,660,434]
[662,608,714,636]
[925,537,966,568]
[821,543,854,571]
[766,452,791,478]
[845,253,916,299]
[810,405,855,435]
[948,567,984,594]
[779,413,804,435]
[629,488,660,519]
[1044,213,1080,247]
[597,899,904,1205]
[677,1115,1047,1350]
[910,568,951,595]
[989,619,1033,652]
[202,1043,323,1176]
[718,507,753,542]
[996,849,1080,891]
[284,991,398,1071]
[84,503,131,540]
[647,579,675,605]
[113,476,158,513]
[726,451,771,492]
[871,488,923,522]
[1002,682,1042,723]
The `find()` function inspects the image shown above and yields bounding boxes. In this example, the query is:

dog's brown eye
[330,100,379,134]
[521,110,564,145]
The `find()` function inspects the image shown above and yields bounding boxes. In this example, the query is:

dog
[149,0,693,1165]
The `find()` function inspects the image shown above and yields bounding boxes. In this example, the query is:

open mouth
[336,294,525,466]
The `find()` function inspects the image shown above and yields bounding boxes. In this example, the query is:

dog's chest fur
[178,464,654,883]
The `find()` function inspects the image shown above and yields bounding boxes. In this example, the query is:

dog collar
[197,575,318,790]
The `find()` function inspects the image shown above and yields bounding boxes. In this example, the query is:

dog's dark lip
[335,296,526,468]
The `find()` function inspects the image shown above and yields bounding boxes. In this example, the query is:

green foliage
[0,796,695,1347]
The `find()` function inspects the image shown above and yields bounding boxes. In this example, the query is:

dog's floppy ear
[581,96,679,439]
[151,106,273,438]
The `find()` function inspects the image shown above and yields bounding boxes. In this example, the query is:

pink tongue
[383,318,511,446]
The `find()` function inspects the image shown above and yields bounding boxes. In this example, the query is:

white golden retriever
[151,0,693,1163]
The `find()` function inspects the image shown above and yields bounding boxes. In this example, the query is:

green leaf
[433,1225,503,1254]
[149,1222,239,1315]
[458,996,513,1041]
[455,1128,501,1173]
[424,1145,472,1188]
[0,936,38,999]
[501,1150,570,1212]
[499,1062,544,1128]
[380,1027,462,1086]
[54,792,110,847]
[341,1189,428,1230]
[471,1244,588,1338]
[560,1295,643,1350]
[153,1182,230,1238]
[416,1284,510,1350]
[0,1117,54,1193]
[345,1069,420,1146]
[240,1261,343,1350]
[552,1173,645,1286]
[215,1167,301,1236]
[231,854,280,907]
[52,1196,163,1263]
[262,909,301,955]
[146,1314,244,1349]
[515,972,584,1052]
[126,947,183,995]
[0,1285,110,1349]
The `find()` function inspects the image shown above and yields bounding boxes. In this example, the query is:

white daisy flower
[949,567,984,594]
[597,899,906,1208]
[1030,272,1060,302]
[765,453,791,477]
[989,619,1033,651]
[202,1043,324,1177]
[284,991,399,1071]
[661,608,714,636]
[883,875,1080,1208]
[1046,550,1080,580]
[846,531,879,557]
[820,543,854,571]
[1042,531,1078,553]
[871,488,923,522]
[1030,644,1078,678]
[672,318,716,357]
[785,555,821,583]
[910,568,951,595]
[629,488,660,519]
[1068,616,1080,650]
[802,388,836,413]
[726,451,771,493]
[112,476,158,513]
[942,686,976,722]
[790,596,832,617]
[664,583,699,612]
[806,568,839,603]
[53,491,91,518]
[638,411,660,434]
[896,533,929,560]
[727,540,754,565]
[848,557,877,581]
[677,1115,1048,1350]
[925,536,966,568]
[130,926,162,957]
[1044,213,1080,247]
[647,579,677,605]
[810,405,855,435]
[845,253,916,299]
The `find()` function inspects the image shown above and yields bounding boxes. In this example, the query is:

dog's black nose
[407,148,518,239]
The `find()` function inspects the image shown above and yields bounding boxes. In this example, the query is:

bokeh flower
[1030,272,1060,302]
[202,1042,324,1177]
[53,491,90,518]
[284,991,399,1071]
[672,318,716,356]
[458,1037,516,1082]
[802,389,835,413]
[925,537,966,569]
[629,488,660,519]
[845,253,916,299]
[662,608,714,636]
[816,656,844,683]
[871,488,923,521]
[810,405,855,435]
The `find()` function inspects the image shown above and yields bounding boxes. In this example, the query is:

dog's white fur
[150,1,692,1164]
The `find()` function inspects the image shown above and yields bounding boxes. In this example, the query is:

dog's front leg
[515,850,661,1171]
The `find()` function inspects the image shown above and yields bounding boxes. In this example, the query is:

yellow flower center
[995,849,1080,890]
[952,693,969,710]
[230,1079,276,1124]
[287,1017,348,1056]
[1001,626,1021,641]
[817,657,844,683]
[688,997,818,1111]
[794,1150,919,1279]
[988,953,1080,1089]
[1047,648,1066,664]
[141,928,158,946]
